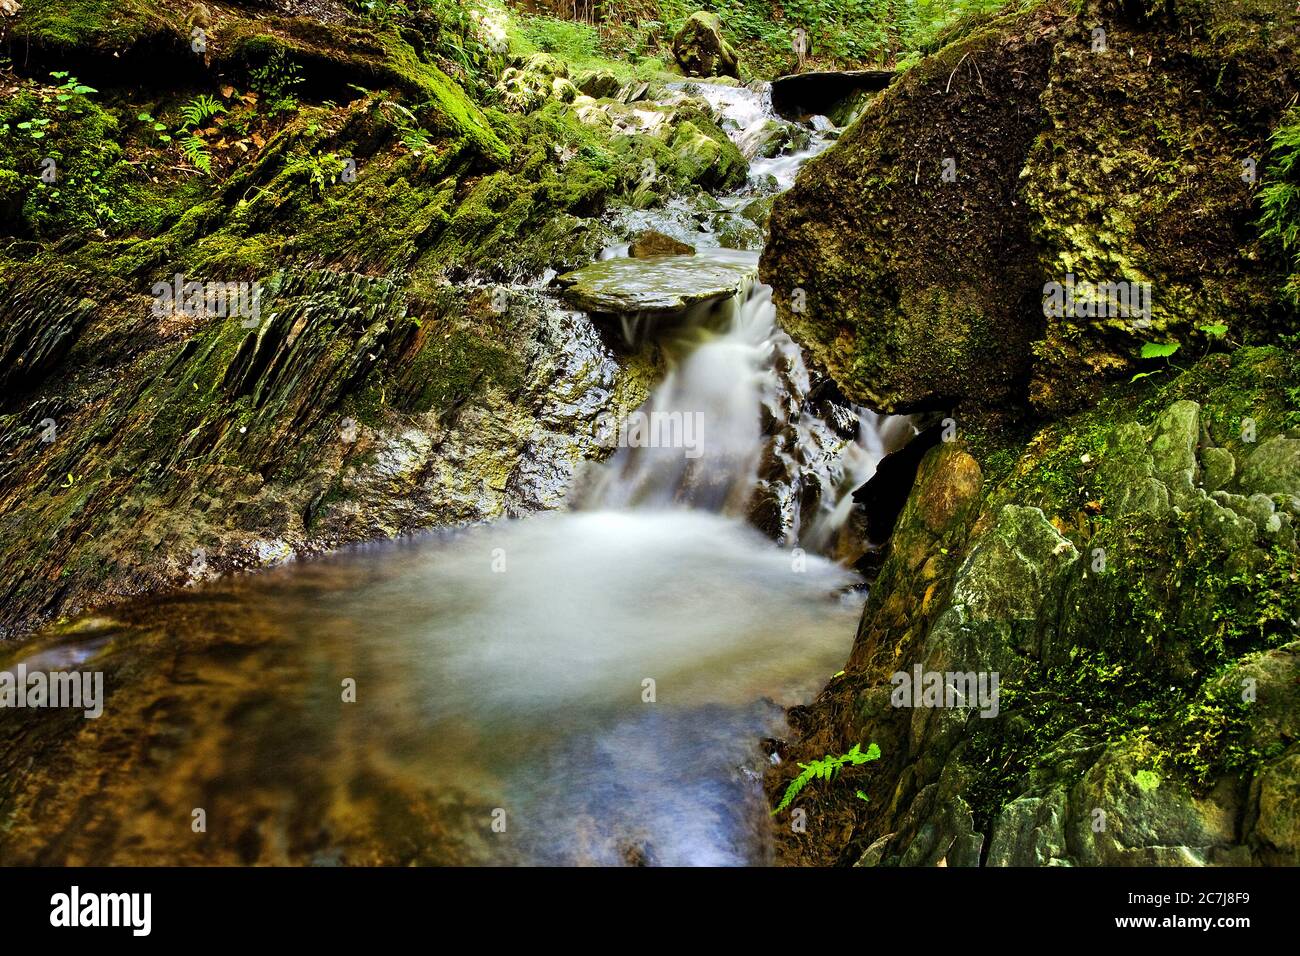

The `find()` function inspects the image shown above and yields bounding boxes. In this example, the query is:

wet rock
[496,53,573,113]
[1240,437,1300,494]
[737,118,811,161]
[771,347,1300,867]
[1066,746,1245,866]
[574,68,621,99]
[1200,445,1236,493]
[739,195,777,230]
[1253,749,1300,862]
[617,80,652,105]
[667,119,748,190]
[570,98,747,195]
[672,11,739,79]
[629,230,695,258]
[555,250,758,316]
[986,789,1069,866]
[0,272,96,402]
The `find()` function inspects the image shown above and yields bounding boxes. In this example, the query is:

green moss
[218,18,509,164]
[393,323,522,416]
[11,0,170,53]
[960,345,1300,826]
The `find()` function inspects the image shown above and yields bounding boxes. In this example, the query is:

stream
[0,83,910,866]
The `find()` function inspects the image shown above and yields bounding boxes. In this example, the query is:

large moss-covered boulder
[760,0,1300,422]
[769,347,1300,866]
[496,53,578,114]
[672,11,739,80]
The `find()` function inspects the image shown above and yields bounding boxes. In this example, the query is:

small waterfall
[575,81,912,552]
[799,409,919,554]
[581,281,776,514]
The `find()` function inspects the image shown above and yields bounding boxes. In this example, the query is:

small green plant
[292,151,348,195]
[178,94,227,130]
[169,95,228,174]
[1131,340,1181,382]
[772,742,881,815]
[179,133,213,174]
[136,112,173,144]
[14,117,51,140]
[250,49,305,115]
[50,71,96,112]
[378,100,434,155]
[1139,341,1180,359]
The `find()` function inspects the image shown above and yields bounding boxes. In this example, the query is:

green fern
[772,742,881,815]
[178,94,226,131]
[179,134,213,174]
[1259,109,1300,306]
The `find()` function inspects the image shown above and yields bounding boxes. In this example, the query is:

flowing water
[0,83,906,866]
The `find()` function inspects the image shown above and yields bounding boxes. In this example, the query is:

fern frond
[179,94,227,130]
[179,134,213,174]
[771,742,882,816]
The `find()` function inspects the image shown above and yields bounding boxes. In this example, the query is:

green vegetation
[772,742,881,815]
[1259,109,1300,307]
[511,0,1013,78]
[962,346,1300,831]
[249,49,306,115]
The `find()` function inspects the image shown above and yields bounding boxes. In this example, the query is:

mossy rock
[760,0,1300,422]
[671,11,739,80]
[771,346,1300,866]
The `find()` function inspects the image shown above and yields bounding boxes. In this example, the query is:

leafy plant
[137,112,173,144]
[179,133,213,174]
[772,742,881,815]
[378,100,435,155]
[179,94,227,130]
[250,49,305,115]
[1131,340,1180,383]
[50,71,97,112]
[14,117,51,140]
[291,151,348,195]
[1139,341,1179,359]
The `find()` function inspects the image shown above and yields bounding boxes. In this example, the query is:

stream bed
[0,82,896,866]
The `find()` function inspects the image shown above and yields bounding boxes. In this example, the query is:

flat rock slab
[556,249,758,315]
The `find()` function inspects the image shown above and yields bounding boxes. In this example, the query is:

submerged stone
[629,230,696,258]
